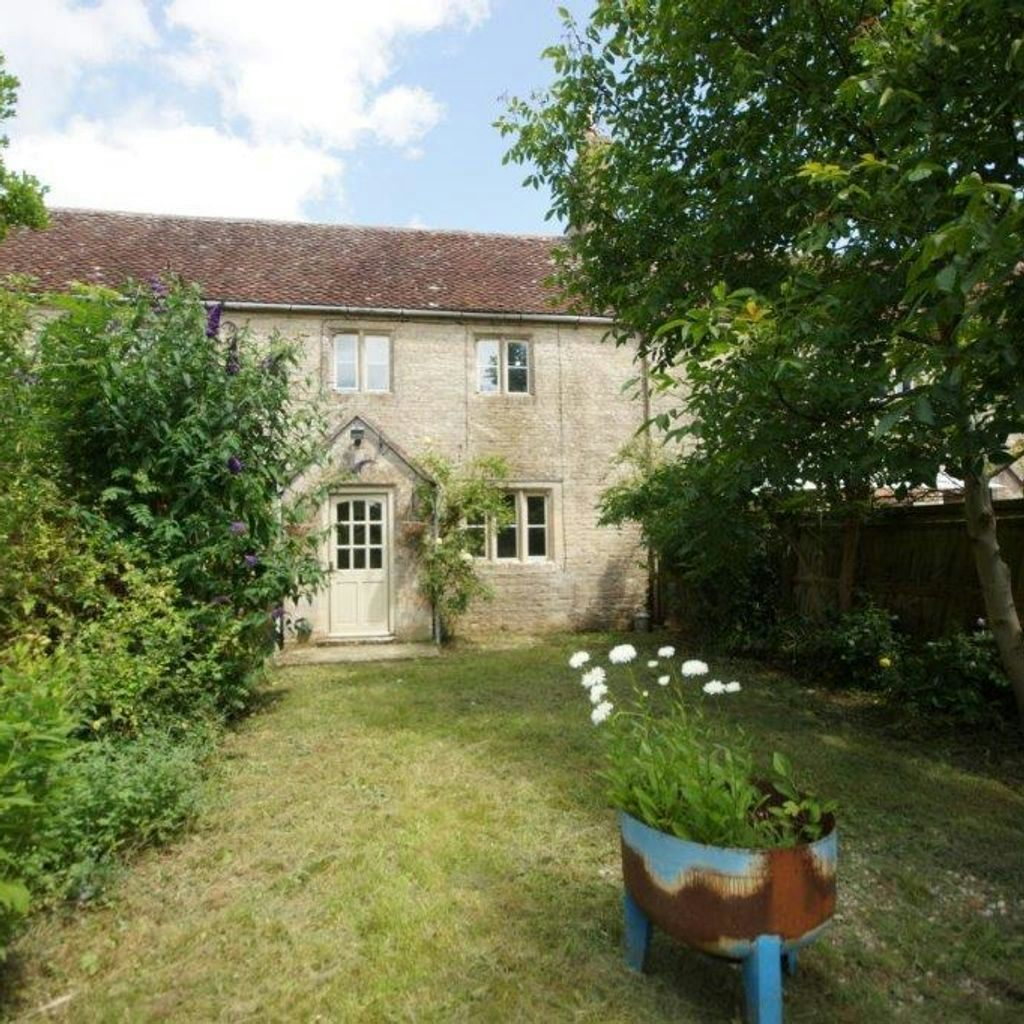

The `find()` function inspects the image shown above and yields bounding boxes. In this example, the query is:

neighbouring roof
[0,208,584,317]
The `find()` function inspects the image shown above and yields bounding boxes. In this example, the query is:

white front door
[328,493,391,638]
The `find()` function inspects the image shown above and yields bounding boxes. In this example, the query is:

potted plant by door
[568,645,837,1024]
[293,617,313,646]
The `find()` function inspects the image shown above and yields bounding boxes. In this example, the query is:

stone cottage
[0,209,651,643]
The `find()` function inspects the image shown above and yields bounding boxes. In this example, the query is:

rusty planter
[619,812,837,1022]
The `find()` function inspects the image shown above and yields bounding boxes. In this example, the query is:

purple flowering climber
[227,455,244,474]
[205,302,223,338]
[229,520,247,535]
[150,276,168,299]
[271,606,285,622]
[244,553,259,568]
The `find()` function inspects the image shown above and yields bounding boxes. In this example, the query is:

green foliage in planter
[0,645,74,957]
[414,452,511,639]
[574,646,835,849]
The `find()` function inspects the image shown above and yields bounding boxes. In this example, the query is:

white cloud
[369,86,444,148]
[9,113,343,219]
[164,0,486,148]
[0,0,491,219]
[0,1,156,128]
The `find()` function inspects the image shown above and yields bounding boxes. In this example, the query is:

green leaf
[935,264,957,293]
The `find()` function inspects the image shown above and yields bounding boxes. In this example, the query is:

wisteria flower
[589,683,609,704]
[569,651,591,670]
[244,553,259,568]
[647,659,659,668]
[227,455,244,475]
[703,679,727,695]
[581,666,606,690]
[229,520,248,536]
[608,643,637,664]
[591,701,614,725]
[682,659,709,677]
[657,645,676,658]
[724,681,742,693]
[205,301,224,338]
[657,674,670,686]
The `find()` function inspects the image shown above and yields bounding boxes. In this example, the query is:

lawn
[5,635,1024,1022]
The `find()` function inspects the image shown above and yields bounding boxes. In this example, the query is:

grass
[4,634,1024,1022]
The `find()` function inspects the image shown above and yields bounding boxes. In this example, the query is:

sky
[1,0,592,234]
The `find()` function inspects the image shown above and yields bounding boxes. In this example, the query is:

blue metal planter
[620,812,837,1024]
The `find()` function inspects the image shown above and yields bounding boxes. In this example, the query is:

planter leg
[623,890,651,972]
[783,949,798,977]
[743,934,783,1024]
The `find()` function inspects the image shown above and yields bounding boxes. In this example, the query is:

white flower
[591,700,614,725]
[682,659,710,677]
[569,651,591,670]
[703,679,727,695]
[641,690,649,697]
[460,550,474,563]
[647,659,659,668]
[581,666,606,690]
[657,646,676,658]
[588,683,609,704]
[724,681,742,693]
[657,675,670,686]
[608,644,637,664]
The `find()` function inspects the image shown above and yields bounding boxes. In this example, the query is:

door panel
[328,493,391,637]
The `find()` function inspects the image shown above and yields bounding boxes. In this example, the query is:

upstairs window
[476,337,530,394]
[334,332,391,392]
[463,490,550,562]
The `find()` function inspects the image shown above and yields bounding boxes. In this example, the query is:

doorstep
[273,641,440,666]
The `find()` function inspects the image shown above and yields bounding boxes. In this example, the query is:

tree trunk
[963,469,1024,728]
[837,515,861,614]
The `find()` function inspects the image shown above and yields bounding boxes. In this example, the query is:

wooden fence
[784,500,1024,637]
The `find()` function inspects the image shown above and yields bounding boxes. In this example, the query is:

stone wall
[233,309,649,640]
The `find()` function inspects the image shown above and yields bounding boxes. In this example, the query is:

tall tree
[0,53,46,240]
[500,0,1024,723]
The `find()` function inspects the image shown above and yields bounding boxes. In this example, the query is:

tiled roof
[0,208,584,317]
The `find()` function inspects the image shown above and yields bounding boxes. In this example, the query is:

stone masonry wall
[234,309,649,640]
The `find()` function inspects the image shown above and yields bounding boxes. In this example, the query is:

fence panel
[787,501,1024,636]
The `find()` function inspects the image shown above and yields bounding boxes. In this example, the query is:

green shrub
[896,629,1014,726]
[0,645,75,956]
[25,726,216,903]
[784,605,908,691]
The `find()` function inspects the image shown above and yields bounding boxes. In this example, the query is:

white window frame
[333,331,392,393]
[475,336,531,395]
[465,489,551,563]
